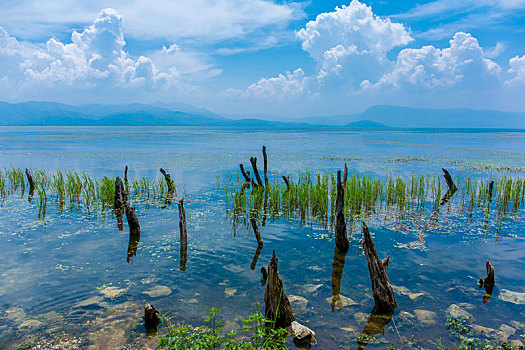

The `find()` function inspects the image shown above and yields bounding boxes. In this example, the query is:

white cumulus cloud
[375,32,500,89]
[0,8,214,101]
[507,55,525,84]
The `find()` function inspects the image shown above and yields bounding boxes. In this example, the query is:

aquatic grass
[224,169,525,234]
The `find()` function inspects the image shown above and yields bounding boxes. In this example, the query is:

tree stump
[261,266,268,286]
[160,168,175,192]
[25,168,35,202]
[442,168,457,191]
[240,164,251,188]
[331,246,348,312]
[264,250,295,328]
[250,157,264,187]
[179,198,188,271]
[124,165,129,184]
[262,146,269,186]
[144,302,160,338]
[488,180,494,202]
[125,206,141,237]
[362,223,397,313]
[250,217,264,248]
[335,168,349,252]
[115,176,127,209]
[481,259,495,304]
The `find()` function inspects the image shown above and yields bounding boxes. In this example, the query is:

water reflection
[331,246,348,312]
[357,308,394,350]
[250,245,262,270]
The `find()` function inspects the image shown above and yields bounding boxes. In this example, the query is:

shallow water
[1,126,525,349]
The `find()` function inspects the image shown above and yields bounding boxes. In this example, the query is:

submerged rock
[143,285,171,298]
[288,295,309,309]
[289,321,317,349]
[414,310,437,325]
[73,295,105,308]
[446,303,474,319]
[392,285,425,300]
[224,288,236,297]
[499,289,525,305]
[100,286,127,299]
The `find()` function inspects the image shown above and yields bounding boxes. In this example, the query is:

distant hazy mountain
[0,102,523,128]
[302,105,525,128]
[0,101,308,127]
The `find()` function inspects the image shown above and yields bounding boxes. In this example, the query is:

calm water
[0,126,525,349]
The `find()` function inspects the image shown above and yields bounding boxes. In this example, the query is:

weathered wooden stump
[488,180,494,202]
[179,198,188,271]
[442,168,457,192]
[481,259,495,304]
[362,223,397,313]
[250,157,264,187]
[25,168,35,202]
[262,146,269,186]
[264,250,295,328]
[250,217,264,248]
[250,245,263,270]
[115,176,127,209]
[125,205,141,237]
[331,246,348,312]
[240,164,251,188]
[144,302,160,338]
[261,266,268,286]
[160,168,175,192]
[124,165,129,184]
[335,167,349,252]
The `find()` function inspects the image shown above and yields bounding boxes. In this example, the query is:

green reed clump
[1,167,178,218]
[224,169,525,232]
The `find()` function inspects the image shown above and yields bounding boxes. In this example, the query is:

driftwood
[357,309,394,350]
[179,198,188,271]
[250,217,264,248]
[264,250,295,328]
[335,168,349,252]
[240,164,251,188]
[160,168,175,191]
[261,266,268,286]
[262,146,269,186]
[282,175,290,190]
[250,157,264,187]
[331,246,348,312]
[362,223,397,313]
[480,259,495,304]
[144,302,160,338]
[25,168,35,202]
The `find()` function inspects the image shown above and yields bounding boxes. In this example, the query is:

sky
[1,0,525,117]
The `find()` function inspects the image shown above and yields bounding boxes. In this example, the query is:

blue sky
[1,0,525,117]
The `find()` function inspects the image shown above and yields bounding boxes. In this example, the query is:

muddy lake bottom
[0,126,525,349]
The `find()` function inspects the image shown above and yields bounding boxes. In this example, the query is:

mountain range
[0,101,524,128]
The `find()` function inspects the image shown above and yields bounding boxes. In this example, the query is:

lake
[0,126,524,349]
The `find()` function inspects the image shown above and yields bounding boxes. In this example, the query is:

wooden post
[250,217,264,248]
[262,146,269,186]
[331,246,348,312]
[335,170,349,252]
[144,302,160,338]
[124,165,129,184]
[488,180,494,202]
[362,222,397,313]
[179,198,188,271]
[160,168,174,192]
[250,157,264,187]
[264,250,295,329]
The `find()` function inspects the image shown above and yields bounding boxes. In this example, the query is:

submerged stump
[331,246,348,312]
[160,168,175,192]
[262,146,269,186]
[179,198,188,271]
[25,168,35,202]
[362,222,397,313]
[240,164,251,188]
[282,175,290,190]
[335,166,349,252]
[144,302,160,338]
[480,259,495,304]
[250,157,264,188]
[264,250,295,328]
